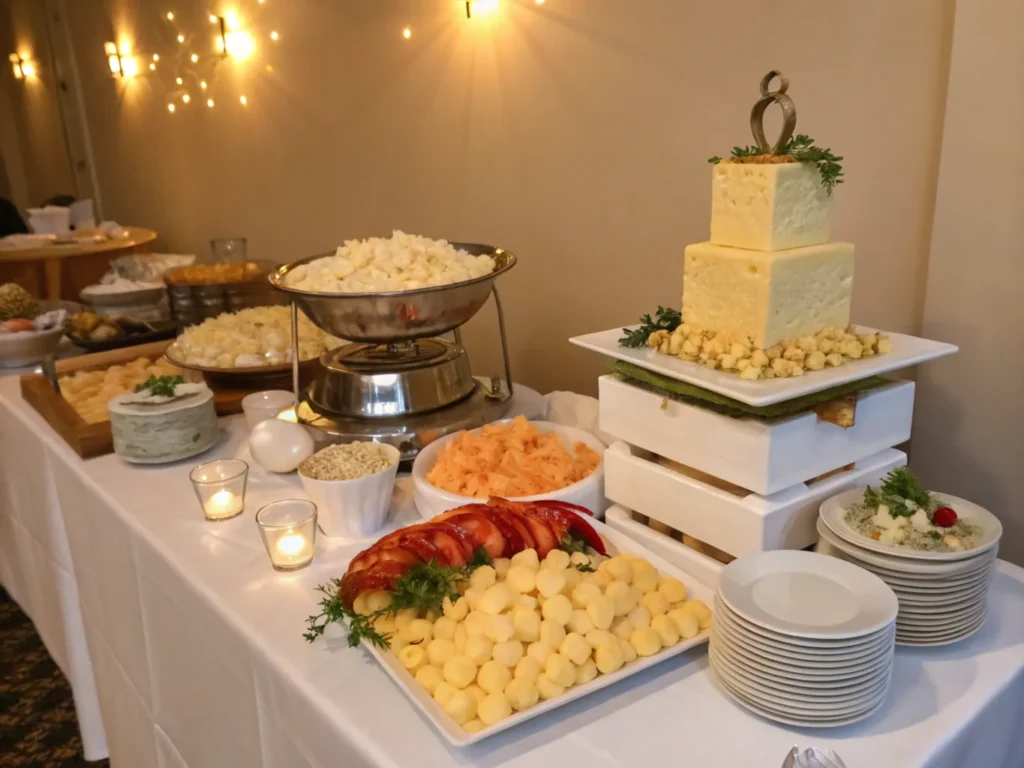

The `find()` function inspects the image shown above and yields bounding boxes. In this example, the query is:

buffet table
[2,375,1024,767]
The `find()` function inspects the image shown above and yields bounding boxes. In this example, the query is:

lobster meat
[339,498,605,608]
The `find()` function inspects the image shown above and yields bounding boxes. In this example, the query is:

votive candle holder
[256,499,317,571]
[190,459,249,521]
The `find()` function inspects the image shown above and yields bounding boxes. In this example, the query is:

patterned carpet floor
[0,588,108,767]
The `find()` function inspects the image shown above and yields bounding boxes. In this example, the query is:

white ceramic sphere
[248,418,315,473]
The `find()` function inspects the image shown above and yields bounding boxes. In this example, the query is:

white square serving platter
[570,326,957,407]
[358,516,714,746]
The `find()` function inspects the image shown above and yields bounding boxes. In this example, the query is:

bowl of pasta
[411,417,606,521]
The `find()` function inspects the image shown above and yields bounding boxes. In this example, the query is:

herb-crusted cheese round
[108,387,218,464]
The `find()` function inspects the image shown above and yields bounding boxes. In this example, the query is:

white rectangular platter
[570,326,957,407]
[360,515,714,747]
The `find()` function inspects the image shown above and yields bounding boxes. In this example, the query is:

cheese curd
[395,546,708,731]
[283,231,496,293]
[172,306,330,368]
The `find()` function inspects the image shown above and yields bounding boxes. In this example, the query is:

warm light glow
[119,41,131,55]
[200,80,208,89]
[190,52,199,62]
[276,532,307,557]
[149,62,156,70]
[104,42,117,56]
[209,14,218,23]
[206,98,214,107]
[182,93,191,103]
[153,53,160,61]
[107,54,120,74]
[467,0,499,16]
[536,0,544,4]
[269,30,279,41]
[175,76,183,85]
[20,61,36,78]
[225,10,240,30]
[402,27,412,39]
[121,56,139,78]
[239,94,247,105]
[203,488,239,518]
[264,64,273,73]
[177,34,185,43]
[167,103,176,112]
[224,30,254,58]
[166,11,174,20]
[12,63,22,80]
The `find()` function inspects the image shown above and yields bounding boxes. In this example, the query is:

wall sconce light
[105,41,138,78]
[214,13,255,59]
[465,0,499,18]
[9,52,36,79]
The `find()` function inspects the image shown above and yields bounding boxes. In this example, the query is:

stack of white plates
[710,550,899,728]
[819,489,1002,647]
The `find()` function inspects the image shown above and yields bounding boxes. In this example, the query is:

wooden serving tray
[20,340,248,458]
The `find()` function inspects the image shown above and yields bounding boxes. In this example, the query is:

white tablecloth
[2,376,1024,768]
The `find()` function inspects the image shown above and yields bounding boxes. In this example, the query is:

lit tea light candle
[256,499,317,571]
[190,459,249,523]
[205,488,242,520]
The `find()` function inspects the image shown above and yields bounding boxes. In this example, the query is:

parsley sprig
[305,549,491,647]
[862,467,936,519]
[708,134,844,195]
[133,374,184,397]
[559,535,596,571]
[619,306,681,348]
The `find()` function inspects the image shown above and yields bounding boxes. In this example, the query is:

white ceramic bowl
[0,325,64,368]
[299,443,401,539]
[411,419,606,520]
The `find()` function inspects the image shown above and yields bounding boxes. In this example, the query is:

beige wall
[40,0,952,394]
[1,0,76,208]
[911,0,1024,565]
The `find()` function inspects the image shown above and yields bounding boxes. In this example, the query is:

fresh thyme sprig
[619,306,681,349]
[708,134,844,195]
[558,535,596,571]
[304,549,492,647]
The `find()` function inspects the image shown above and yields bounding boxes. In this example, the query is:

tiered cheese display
[571,71,957,573]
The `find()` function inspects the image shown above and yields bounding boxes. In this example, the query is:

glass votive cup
[256,499,317,571]
[241,390,296,431]
[190,459,249,521]
[209,236,247,263]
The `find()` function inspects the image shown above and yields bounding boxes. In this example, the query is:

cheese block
[710,162,831,251]
[108,387,219,464]
[682,240,854,349]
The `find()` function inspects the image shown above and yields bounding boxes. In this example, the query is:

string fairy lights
[100,4,280,115]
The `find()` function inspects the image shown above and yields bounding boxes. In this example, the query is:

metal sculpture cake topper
[750,70,797,154]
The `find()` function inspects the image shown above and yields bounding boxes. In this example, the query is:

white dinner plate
[820,489,1002,562]
[896,615,987,647]
[713,597,896,654]
[711,623,895,680]
[710,620,894,665]
[897,602,987,629]
[710,640,893,696]
[897,592,988,616]
[355,516,713,746]
[816,519,997,577]
[887,575,992,598]
[711,670,889,728]
[569,326,957,407]
[718,551,898,640]
[710,650,891,714]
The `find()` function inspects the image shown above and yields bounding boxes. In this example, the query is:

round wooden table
[0,226,158,300]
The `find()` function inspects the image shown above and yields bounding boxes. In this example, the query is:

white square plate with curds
[356,516,714,746]
[569,326,957,407]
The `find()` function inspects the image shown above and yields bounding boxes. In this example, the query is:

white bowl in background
[411,419,606,520]
[0,325,64,368]
[299,443,401,538]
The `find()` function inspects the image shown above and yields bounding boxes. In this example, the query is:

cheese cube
[710,162,831,251]
[682,241,854,349]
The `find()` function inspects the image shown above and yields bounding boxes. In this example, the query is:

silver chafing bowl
[268,243,516,343]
